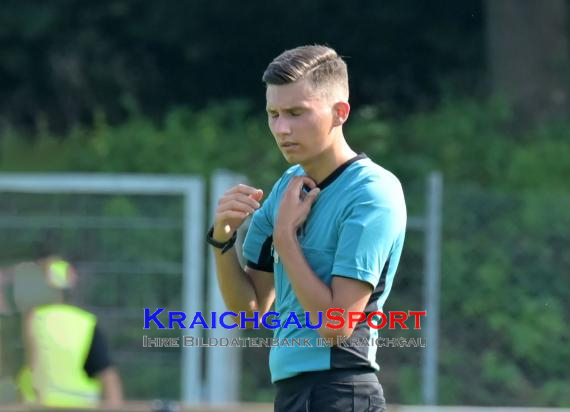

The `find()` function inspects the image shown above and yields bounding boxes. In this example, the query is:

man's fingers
[284,176,320,205]
[286,176,317,196]
[250,189,264,202]
[300,176,317,190]
[218,200,256,215]
[215,189,263,234]
[306,188,320,206]
[220,193,261,210]
[227,184,263,198]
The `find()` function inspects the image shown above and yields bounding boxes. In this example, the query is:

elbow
[225,299,257,318]
[223,296,254,315]
[231,306,267,330]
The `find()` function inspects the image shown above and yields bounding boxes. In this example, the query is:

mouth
[280,142,299,149]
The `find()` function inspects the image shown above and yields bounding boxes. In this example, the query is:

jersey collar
[310,152,367,191]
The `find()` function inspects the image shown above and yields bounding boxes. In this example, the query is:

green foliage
[0,101,286,192]
[376,96,570,192]
[0,1,485,129]
[387,99,569,406]
[441,186,570,406]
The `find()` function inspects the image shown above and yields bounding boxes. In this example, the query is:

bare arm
[212,184,275,322]
[213,243,275,318]
[273,176,373,341]
[97,367,123,408]
[274,229,371,340]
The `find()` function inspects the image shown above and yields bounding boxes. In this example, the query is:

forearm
[274,230,336,330]
[210,183,266,316]
[98,367,123,407]
[212,243,259,315]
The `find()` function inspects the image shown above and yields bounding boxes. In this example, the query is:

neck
[301,134,357,184]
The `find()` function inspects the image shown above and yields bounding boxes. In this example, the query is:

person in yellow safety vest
[15,256,124,409]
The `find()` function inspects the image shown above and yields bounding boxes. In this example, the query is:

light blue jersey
[243,154,407,382]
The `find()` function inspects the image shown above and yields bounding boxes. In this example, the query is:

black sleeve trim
[246,260,273,272]
[84,323,112,378]
[246,236,274,272]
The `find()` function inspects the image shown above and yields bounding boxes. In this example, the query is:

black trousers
[274,368,387,412]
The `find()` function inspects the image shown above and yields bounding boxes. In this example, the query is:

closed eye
[266,108,304,118]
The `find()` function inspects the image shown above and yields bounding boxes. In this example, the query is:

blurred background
[0,0,569,410]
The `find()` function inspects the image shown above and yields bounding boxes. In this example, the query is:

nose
[272,116,291,137]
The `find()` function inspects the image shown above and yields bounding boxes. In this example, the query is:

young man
[208,45,406,412]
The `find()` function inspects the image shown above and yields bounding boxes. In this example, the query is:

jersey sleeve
[242,178,283,273]
[83,322,112,377]
[331,186,406,288]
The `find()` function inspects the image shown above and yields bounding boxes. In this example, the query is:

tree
[485,0,570,127]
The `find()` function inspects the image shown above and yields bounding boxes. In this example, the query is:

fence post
[422,171,443,405]
[181,179,206,404]
[205,170,244,404]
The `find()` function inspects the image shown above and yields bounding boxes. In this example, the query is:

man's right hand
[213,184,264,242]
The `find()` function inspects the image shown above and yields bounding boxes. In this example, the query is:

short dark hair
[262,45,348,98]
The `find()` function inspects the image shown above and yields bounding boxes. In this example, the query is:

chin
[282,153,305,165]
[280,151,295,163]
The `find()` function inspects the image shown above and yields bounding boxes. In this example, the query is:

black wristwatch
[206,226,237,254]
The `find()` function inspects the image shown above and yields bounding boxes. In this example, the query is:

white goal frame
[0,173,206,405]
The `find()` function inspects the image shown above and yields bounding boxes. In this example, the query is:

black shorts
[274,368,387,412]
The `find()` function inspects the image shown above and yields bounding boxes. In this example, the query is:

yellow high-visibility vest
[16,366,35,402]
[25,304,102,408]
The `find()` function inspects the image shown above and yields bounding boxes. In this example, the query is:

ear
[332,101,350,127]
